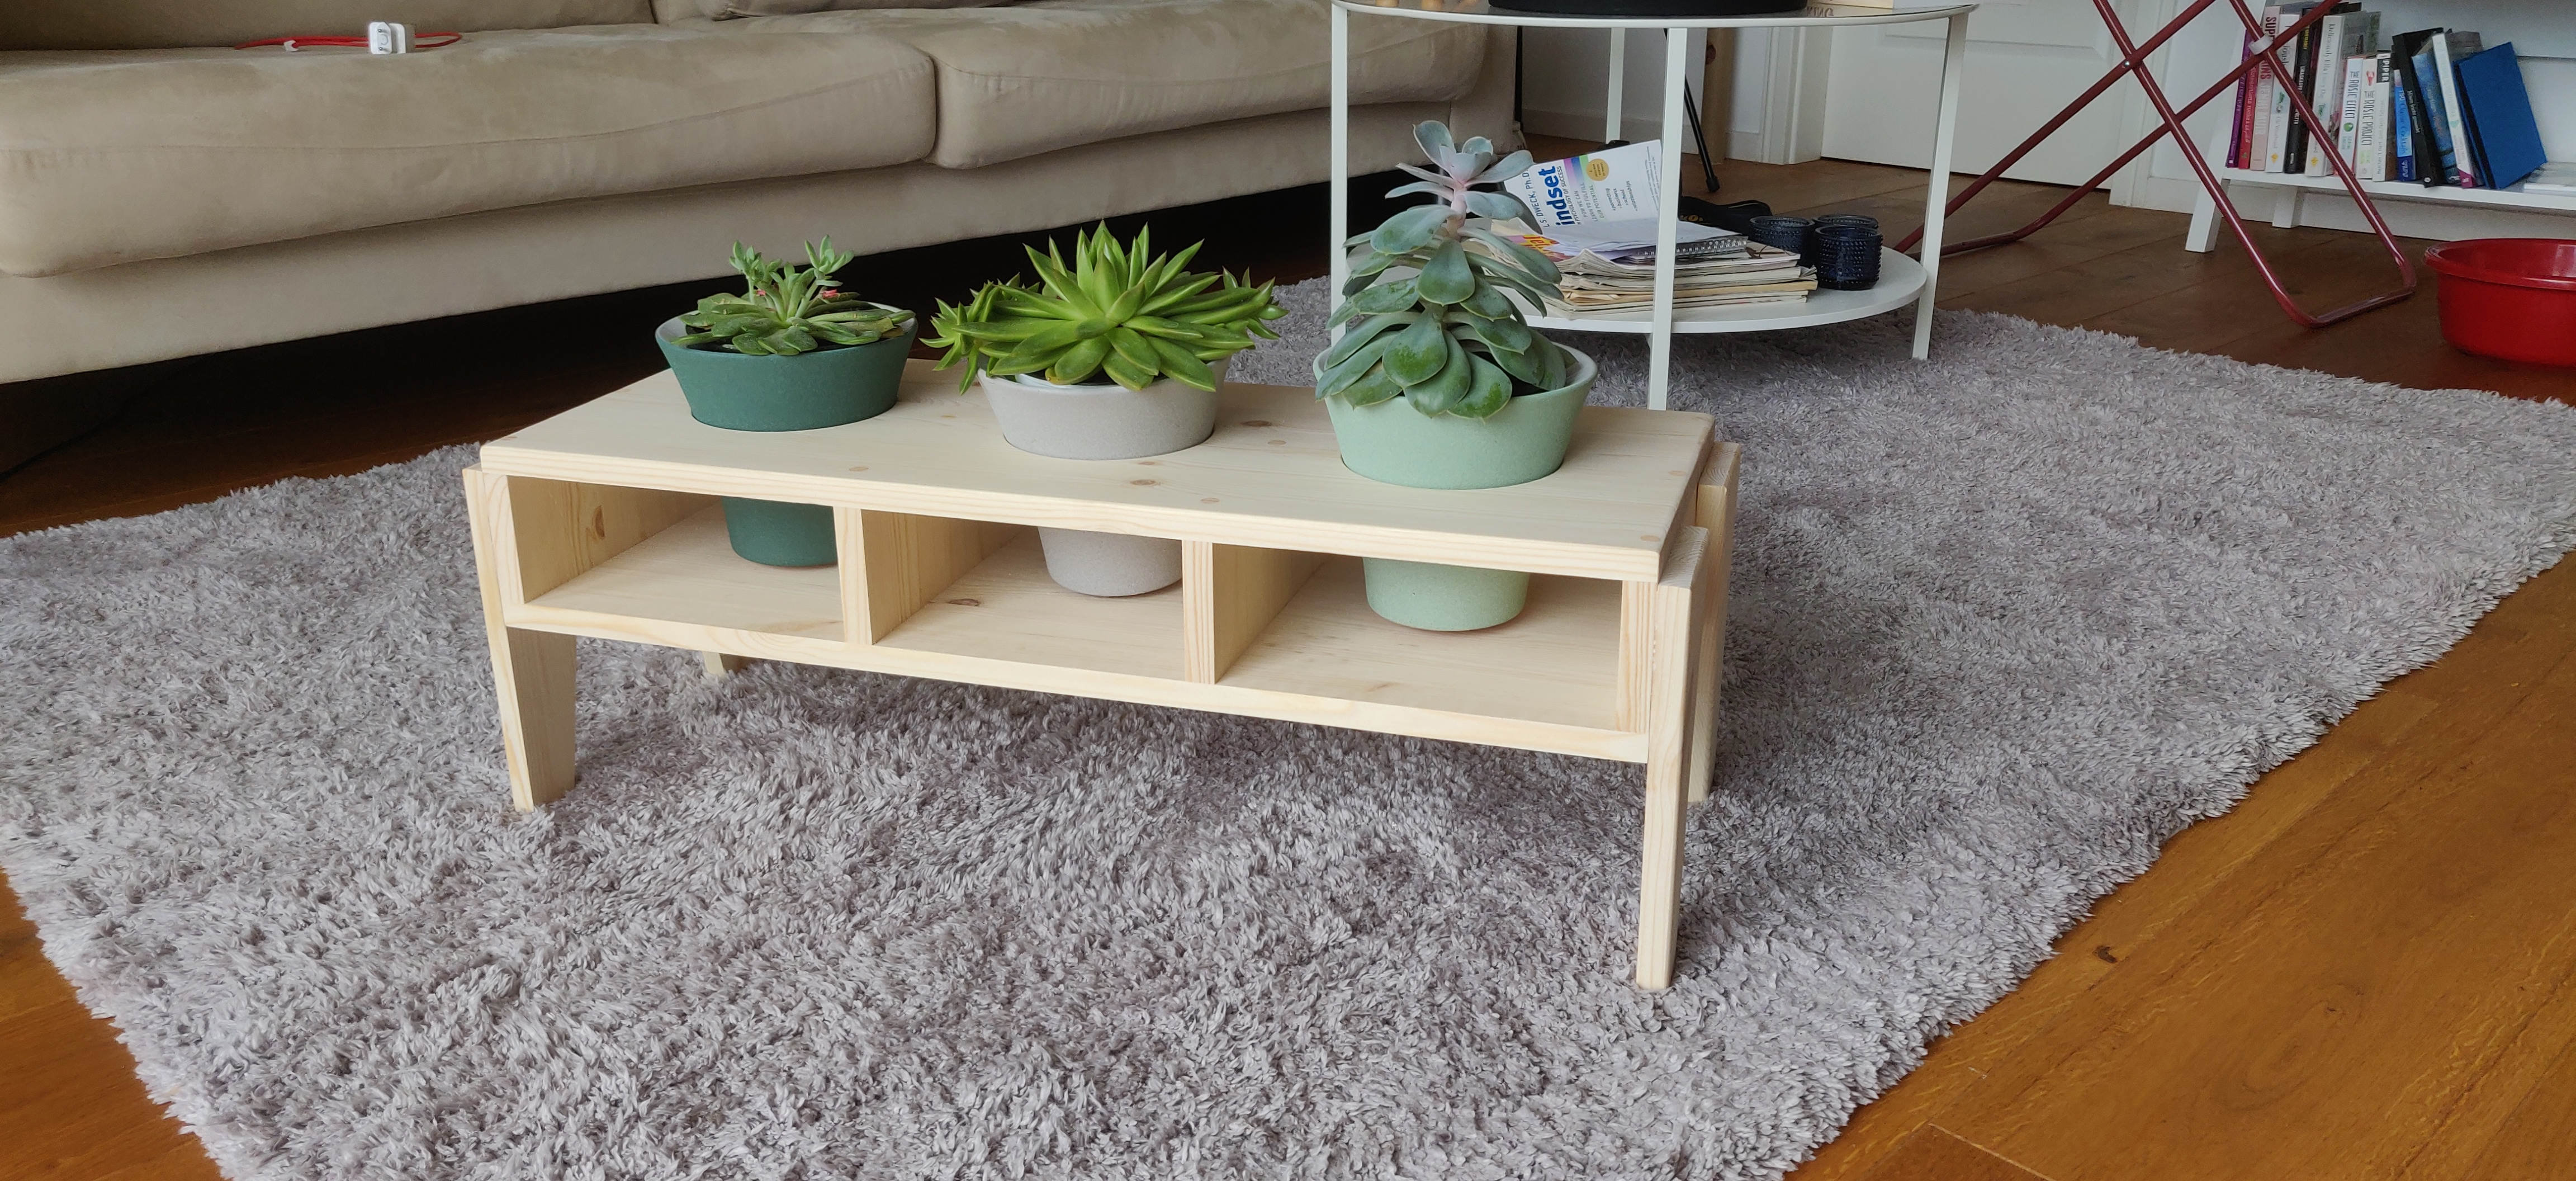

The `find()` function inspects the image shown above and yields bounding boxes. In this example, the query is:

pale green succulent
[1316,122,1569,419]
[674,239,912,356]
[926,224,1286,391]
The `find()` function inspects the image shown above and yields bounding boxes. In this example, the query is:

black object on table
[1813,221,1883,291]
[1747,215,1813,263]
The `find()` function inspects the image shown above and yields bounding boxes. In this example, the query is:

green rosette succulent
[674,239,912,356]
[1317,122,1570,419]
[926,224,1286,391]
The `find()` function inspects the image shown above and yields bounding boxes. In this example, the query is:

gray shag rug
[6,285,2575,1181]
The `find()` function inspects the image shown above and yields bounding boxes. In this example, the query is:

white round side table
[1329,0,1976,409]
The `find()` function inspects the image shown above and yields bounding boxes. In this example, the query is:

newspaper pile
[1485,141,1814,316]
[1484,218,1813,317]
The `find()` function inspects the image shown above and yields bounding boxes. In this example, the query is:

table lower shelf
[508,500,1640,760]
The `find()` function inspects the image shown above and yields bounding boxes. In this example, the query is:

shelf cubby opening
[1202,545,1625,732]
[516,481,846,642]
[859,511,1185,680]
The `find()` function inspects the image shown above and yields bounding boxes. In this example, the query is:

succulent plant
[674,239,913,356]
[926,224,1286,391]
[1317,122,1570,419]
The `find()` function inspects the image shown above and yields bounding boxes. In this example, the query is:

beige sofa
[0,0,1514,443]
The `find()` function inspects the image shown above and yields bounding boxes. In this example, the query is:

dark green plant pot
[719,498,836,567]
[1319,344,1595,631]
[656,312,911,566]
[654,313,914,431]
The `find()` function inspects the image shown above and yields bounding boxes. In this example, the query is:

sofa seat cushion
[688,0,1487,169]
[0,25,936,276]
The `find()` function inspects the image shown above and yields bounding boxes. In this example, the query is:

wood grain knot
[1240,420,1272,427]
[1131,479,1158,486]
[945,598,981,607]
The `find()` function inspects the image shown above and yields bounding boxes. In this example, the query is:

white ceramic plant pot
[980,358,1228,460]
[978,358,1229,597]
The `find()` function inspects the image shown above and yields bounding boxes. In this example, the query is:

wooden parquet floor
[3,152,2571,1181]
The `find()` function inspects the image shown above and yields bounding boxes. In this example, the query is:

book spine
[2231,22,2259,168]
[2256,8,2277,170]
[2380,63,2400,180]
[2305,11,2348,176]
[2334,55,2366,176]
[2262,11,2293,172]
[2394,34,2444,187]
[2433,35,2480,188]
[2359,59,2390,182]
[2288,15,2322,173]
[2454,47,2498,190]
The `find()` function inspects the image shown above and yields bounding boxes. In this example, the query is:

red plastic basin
[2422,238,2576,368]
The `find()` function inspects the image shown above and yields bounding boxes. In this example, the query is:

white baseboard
[1518,106,1735,154]
[2114,174,2205,215]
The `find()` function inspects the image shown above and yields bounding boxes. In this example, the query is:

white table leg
[1647,26,1688,412]
[1329,3,1351,337]
[1606,27,1628,144]
[1912,12,1967,361]
[2185,183,2221,252]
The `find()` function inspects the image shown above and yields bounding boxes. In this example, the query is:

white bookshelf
[2210,166,2576,211]
[2176,0,2574,249]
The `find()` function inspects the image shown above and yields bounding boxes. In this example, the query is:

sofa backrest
[0,1,656,50]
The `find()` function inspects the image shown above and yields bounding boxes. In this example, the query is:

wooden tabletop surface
[481,360,1715,582]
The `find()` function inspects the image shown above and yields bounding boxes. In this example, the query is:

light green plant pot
[1319,344,1595,631]
[718,498,837,568]
[1320,345,1596,490]
[1361,558,1530,632]
[656,313,912,567]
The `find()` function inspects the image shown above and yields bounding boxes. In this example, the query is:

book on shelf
[2380,67,2400,180]
[2333,54,2368,178]
[2263,4,2308,171]
[2429,31,2486,186]
[2307,6,2374,176]
[2284,6,2320,172]
[2360,54,2395,182]
[2386,28,2436,184]
[2247,6,2277,169]
[2454,42,2549,191]
[2228,18,2257,167]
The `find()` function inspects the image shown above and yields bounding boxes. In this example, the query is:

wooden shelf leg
[701,651,750,678]
[491,628,576,810]
[1685,443,1740,805]
[1636,525,1710,990]
[463,466,577,811]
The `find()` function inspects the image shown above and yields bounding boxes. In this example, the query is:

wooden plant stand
[462,361,1738,988]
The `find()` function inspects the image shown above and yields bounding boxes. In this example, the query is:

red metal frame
[1892,0,2415,328]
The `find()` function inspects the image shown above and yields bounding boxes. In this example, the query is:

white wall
[1518,26,1740,147]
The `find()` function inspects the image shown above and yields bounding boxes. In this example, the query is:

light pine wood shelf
[530,503,842,642]
[875,528,1184,681]
[463,366,1739,986]
[1221,557,1623,733]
